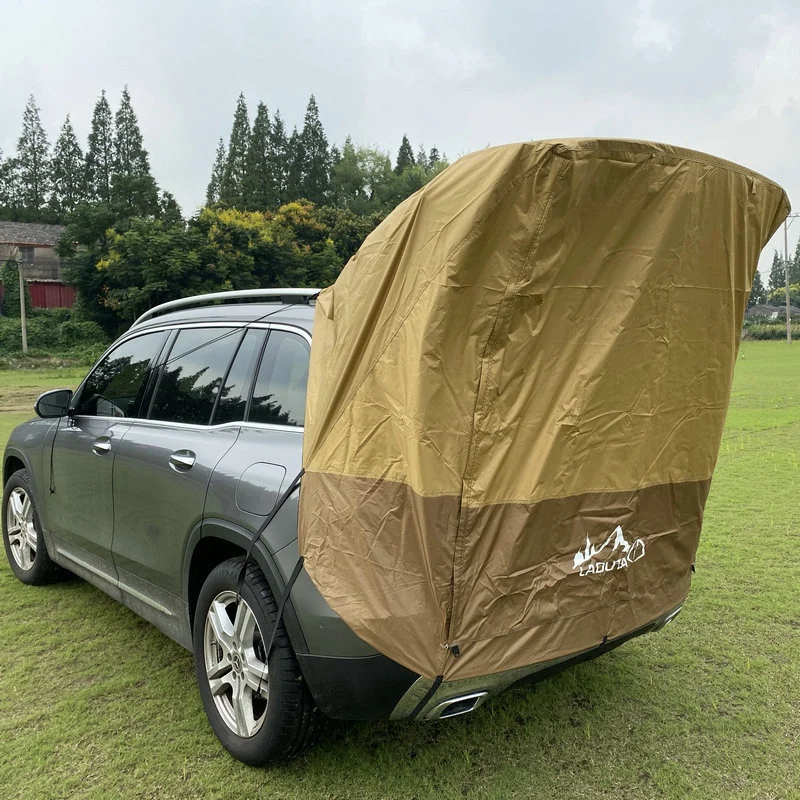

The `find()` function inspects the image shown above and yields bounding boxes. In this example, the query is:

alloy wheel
[6,487,37,571]
[203,590,270,738]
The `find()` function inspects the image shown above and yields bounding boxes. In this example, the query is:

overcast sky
[1,0,798,274]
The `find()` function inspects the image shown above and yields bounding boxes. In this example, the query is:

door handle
[91,437,112,455]
[169,450,196,471]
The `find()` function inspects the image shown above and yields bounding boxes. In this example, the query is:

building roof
[0,221,65,247]
[746,303,800,317]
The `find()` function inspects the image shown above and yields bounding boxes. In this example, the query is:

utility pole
[785,214,800,344]
[10,247,28,354]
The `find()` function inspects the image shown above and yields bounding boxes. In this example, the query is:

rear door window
[150,327,242,425]
[212,328,265,425]
[248,330,309,427]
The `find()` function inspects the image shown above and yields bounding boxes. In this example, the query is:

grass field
[0,343,798,800]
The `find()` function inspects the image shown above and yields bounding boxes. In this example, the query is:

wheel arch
[3,450,28,487]
[184,519,309,656]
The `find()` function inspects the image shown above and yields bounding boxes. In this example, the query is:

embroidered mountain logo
[573,525,646,577]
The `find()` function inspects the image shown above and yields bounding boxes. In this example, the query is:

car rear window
[248,330,309,427]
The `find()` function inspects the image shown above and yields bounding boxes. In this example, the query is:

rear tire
[193,556,322,765]
[2,469,68,585]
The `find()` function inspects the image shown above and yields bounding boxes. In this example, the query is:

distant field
[0,343,798,800]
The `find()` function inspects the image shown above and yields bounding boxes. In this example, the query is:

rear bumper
[390,603,683,720]
[296,652,419,720]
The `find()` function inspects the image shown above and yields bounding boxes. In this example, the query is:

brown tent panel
[300,139,789,680]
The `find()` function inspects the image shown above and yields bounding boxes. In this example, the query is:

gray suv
[2,289,680,765]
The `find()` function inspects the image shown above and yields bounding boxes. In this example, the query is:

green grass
[1,343,798,799]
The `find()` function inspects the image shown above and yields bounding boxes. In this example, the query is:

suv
[2,289,680,765]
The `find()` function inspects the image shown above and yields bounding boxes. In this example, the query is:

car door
[111,325,248,607]
[205,325,309,555]
[47,329,169,581]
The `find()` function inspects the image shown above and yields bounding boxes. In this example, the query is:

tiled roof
[0,221,66,246]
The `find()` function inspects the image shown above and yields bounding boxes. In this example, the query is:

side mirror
[34,389,73,419]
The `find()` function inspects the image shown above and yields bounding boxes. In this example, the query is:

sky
[1,0,798,275]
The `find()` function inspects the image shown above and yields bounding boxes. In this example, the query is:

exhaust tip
[427,691,489,720]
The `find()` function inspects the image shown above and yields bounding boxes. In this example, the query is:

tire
[193,556,322,765]
[2,469,68,585]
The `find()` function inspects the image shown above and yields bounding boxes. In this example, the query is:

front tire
[2,469,67,585]
[193,556,322,765]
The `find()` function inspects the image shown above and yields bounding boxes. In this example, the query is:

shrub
[0,312,110,356]
[744,323,800,340]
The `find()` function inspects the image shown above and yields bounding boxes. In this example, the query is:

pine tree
[16,95,51,214]
[767,250,785,294]
[0,156,21,213]
[428,146,441,168]
[394,135,415,174]
[206,138,226,204]
[220,93,250,208]
[244,102,274,210]
[331,136,366,209]
[415,144,428,172]
[268,111,289,204]
[113,86,150,178]
[792,240,800,286]
[299,95,330,205]
[286,126,305,201]
[85,90,114,202]
[50,115,86,216]
[748,270,766,307]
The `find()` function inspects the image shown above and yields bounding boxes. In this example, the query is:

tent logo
[573,525,646,577]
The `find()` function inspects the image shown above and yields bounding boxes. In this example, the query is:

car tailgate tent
[299,139,789,681]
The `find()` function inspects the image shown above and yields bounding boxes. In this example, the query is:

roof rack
[133,288,321,326]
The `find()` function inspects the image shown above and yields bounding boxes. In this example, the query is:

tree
[206,138,226,204]
[244,102,275,210]
[113,86,151,178]
[299,95,330,205]
[415,144,428,171]
[16,95,51,214]
[428,146,441,168]
[767,284,800,308]
[767,250,785,294]
[394,135,415,174]
[50,115,87,216]
[0,255,32,317]
[748,269,767,307]
[792,239,800,286]
[268,111,289,204]
[330,136,366,210]
[219,93,250,208]
[86,91,114,202]
[285,126,305,201]
[0,151,22,215]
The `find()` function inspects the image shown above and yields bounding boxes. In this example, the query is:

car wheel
[193,556,322,765]
[2,469,68,585]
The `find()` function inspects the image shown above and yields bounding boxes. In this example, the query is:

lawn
[0,343,798,800]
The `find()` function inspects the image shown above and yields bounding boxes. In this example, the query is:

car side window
[73,331,167,418]
[150,327,242,425]
[248,330,309,427]
[213,328,265,425]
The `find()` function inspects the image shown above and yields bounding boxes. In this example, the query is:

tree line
[0,90,176,223]
[206,93,446,215]
[748,249,800,309]
[1,90,449,333]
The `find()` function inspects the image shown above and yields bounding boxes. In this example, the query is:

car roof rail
[133,288,321,326]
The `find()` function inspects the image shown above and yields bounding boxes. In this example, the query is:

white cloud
[631,0,678,53]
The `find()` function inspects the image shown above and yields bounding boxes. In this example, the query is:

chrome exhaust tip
[426,691,489,720]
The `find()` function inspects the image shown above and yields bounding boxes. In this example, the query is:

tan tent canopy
[300,139,789,681]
